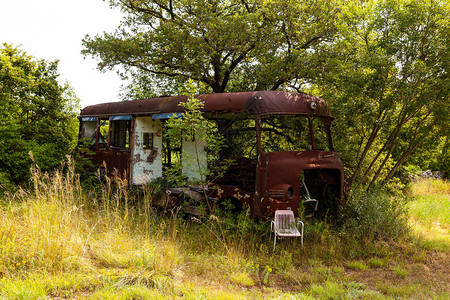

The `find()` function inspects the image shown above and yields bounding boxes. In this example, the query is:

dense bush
[338,187,410,252]
[0,44,79,185]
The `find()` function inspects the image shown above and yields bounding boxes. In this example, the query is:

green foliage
[119,71,212,101]
[407,179,450,250]
[409,193,450,230]
[309,280,346,299]
[318,0,449,188]
[229,271,254,287]
[0,171,15,196]
[392,265,409,277]
[408,179,450,230]
[405,136,450,178]
[74,138,98,189]
[83,0,343,93]
[0,44,80,184]
[346,261,369,271]
[368,257,387,268]
[338,187,410,253]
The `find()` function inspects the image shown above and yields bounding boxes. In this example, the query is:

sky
[0,0,128,108]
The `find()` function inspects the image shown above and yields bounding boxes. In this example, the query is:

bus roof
[79,90,333,119]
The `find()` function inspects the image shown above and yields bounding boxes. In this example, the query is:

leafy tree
[0,44,80,184]
[82,0,343,94]
[317,0,449,188]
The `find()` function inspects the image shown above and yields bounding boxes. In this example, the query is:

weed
[0,277,47,299]
[378,282,421,298]
[260,265,273,285]
[345,282,385,299]
[332,266,344,276]
[408,179,450,196]
[368,258,386,268]
[346,261,369,271]
[310,279,346,299]
[230,271,254,287]
[407,179,450,253]
[412,251,427,263]
[89,285,168,300]
[392,265,409,277]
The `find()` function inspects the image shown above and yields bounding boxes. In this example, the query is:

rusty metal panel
[256,150,344,218]
[92,149,131,181]
[80,91,332,120]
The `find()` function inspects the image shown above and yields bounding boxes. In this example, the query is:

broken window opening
[301,169,341,218]
[223,116,314,159]
[79,120,97,145]
[312,118,330,151]
[98,119,109,148]
[162,124,182,169]
[228,118,258,159]
[260,116,311,153]
[110,120,131,149]
[142,132,154,150]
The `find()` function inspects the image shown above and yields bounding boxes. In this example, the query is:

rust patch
[134,153,142,162]
[146,148,159,163]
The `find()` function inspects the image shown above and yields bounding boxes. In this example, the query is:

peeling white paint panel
[182,129,207,182]
[131,117,163,185]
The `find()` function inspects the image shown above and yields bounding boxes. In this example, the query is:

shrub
[0,172,15,197]
[338,187,410,251]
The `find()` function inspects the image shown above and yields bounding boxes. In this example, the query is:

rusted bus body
[78,91,344,218]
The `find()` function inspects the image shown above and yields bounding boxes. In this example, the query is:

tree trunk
[380,111,431,187]
[359,120,403,185]
[366,129,400,190]
[381,143,418,187]
[348,112,384,186]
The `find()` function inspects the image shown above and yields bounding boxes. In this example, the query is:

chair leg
[273,234,277,252]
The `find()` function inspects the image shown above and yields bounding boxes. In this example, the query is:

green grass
[368,258,387,268]
[392,265,409,277]
[408,179,450,228]
[0,165,448,299]
[346,261,369,271]
[407,179,450,251]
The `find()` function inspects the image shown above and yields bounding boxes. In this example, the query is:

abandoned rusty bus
[78,91,344,218]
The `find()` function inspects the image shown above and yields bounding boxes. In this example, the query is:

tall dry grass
[3,159,448,299]
[0,160,182,280]
[408,178,450,196]
[0,160,416,279]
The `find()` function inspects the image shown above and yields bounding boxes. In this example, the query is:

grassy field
[0,166,448,299]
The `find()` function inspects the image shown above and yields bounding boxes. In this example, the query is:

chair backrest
[274,210,297,234]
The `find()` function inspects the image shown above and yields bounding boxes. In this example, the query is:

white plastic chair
[270,209,304,251]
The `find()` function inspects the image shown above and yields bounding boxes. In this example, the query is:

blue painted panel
[81,117,98,122]
[109,115,132,121]
[152,113,183,119]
